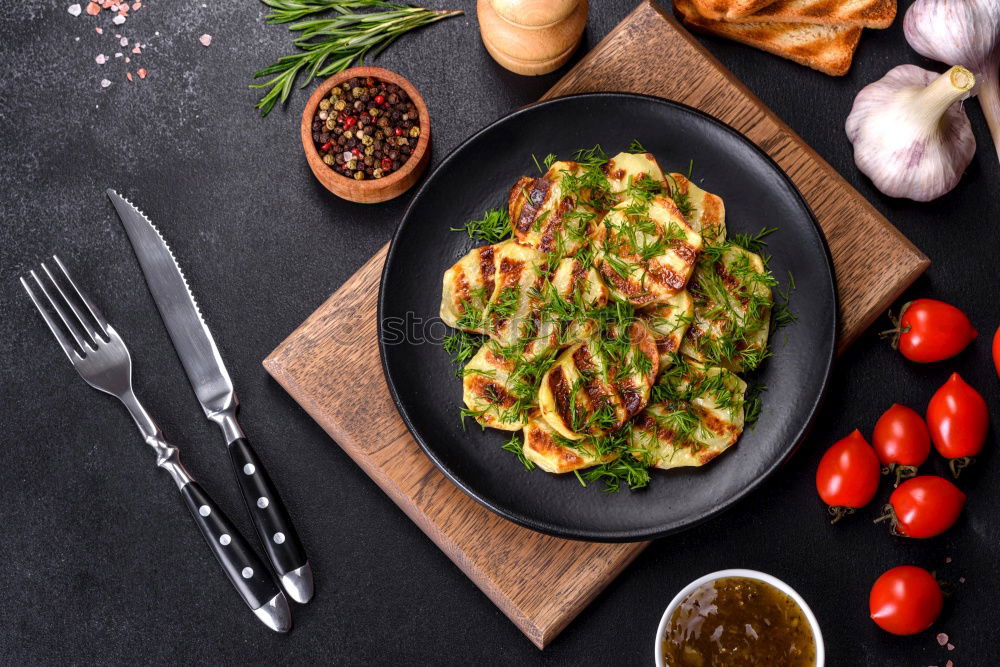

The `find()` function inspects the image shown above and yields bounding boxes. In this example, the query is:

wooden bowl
[300,67,431,204]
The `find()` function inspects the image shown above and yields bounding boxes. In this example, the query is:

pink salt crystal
[100,78,111,87]
[124,57,130,63]
[115,52,122,57]
[199,34,212,47]
[947,662,954,667]
[86,2,100,14]
[114,33,120,38]
[937,633,949,646]
[95,53,106,64]
[137,68,146,79]
[959,577,966,583]
[68,4,82,16]
[131,45,140,53]
[112,13,125,24]
[945,557,952,563]
[95,27,103,33]
[126,72,133,81]
[120,37,128,46]
[947,644,955,651]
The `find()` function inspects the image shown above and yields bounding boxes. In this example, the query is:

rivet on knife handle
[228,436,313,603]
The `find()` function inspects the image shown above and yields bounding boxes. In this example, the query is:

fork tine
[43,257,106,342]
[21,275,82,363]
[30,267,94,353]
[51,255,110,336]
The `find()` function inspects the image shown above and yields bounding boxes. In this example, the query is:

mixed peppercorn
[311,76,421,181]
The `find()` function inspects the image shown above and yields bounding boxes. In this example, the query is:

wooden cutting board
[264,0,928,649]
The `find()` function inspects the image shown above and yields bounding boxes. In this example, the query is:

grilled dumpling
[681,245,773,372]
[440,241,509,332]
[603,151,667,198]
[522,412,618,473]
[550,257,609,309]
[667,173,727,243]
[641,290,694,374]
[537,323,658,440]
[462,343,528,431]
[521,257,608,360]
[482,241,547,348]
[594,196,703,307]
[508,161,591,257]
[629,362,747,470]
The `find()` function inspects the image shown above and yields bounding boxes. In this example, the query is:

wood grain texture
[265,1,928,649]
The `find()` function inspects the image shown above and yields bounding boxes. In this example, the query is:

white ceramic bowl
[653,569,825,667]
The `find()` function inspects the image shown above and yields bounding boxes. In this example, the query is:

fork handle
[228,438,311,603]
[179,481,291,632]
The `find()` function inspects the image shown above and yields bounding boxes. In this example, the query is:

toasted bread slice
[675,0,862,76]
[733,0,896,28]
[690,0,779,19]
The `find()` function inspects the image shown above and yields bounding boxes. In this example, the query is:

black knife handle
[179,481,283,613]
[228,438,308,580]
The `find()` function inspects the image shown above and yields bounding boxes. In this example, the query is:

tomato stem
[828,506,856,524]
[949,457,975,479]
[878,307,911,351]
[894,465,918,487]
[874,503,903,536]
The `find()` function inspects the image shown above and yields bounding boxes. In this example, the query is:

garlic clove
[846,65,976,202]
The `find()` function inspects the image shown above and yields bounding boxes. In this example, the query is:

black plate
[378,93,836,542]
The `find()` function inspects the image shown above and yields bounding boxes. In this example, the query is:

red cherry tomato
[869,566,943,636]
[884,299,977,363]
[816,430,881,521]
[872,404,930,485]
[993,326,1000,377]
[927,373,989,477]
[882,476,965,538]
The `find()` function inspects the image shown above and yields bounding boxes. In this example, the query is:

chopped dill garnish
[627,138,648,154]
[502,433,535,471]
[443,330,481,373]
[451,208,511,244]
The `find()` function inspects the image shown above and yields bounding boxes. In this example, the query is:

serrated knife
[107,189,314,604]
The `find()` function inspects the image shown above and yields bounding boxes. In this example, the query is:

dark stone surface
[1,1,996,664]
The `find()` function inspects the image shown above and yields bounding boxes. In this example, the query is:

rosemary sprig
[252,0,462,116]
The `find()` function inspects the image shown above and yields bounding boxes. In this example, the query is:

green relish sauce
[663,577,816,666]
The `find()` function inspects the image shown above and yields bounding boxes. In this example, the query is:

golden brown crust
[674,0,863,76]
[690,0,780,19]
[732,0,896,28]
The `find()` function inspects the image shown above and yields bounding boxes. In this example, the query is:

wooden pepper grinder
[477,0,589,76]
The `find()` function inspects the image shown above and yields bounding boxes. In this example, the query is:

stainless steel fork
[21,256,292,633]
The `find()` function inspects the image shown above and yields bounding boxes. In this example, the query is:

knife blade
[108,189,313,604]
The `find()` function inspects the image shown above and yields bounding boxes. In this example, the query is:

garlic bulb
[904,0,1000,161]
[846,65,976,202]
